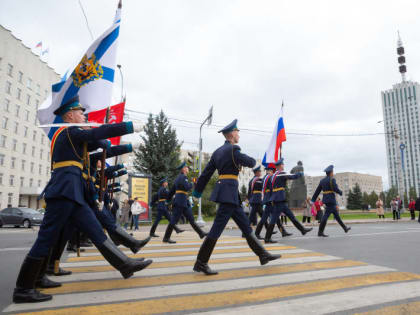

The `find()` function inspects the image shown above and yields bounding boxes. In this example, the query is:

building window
[29,178,33,187]
[15,104,20,117]
[2,116,8,129]
[39,149,43,159]
[22,143,26,154]
[0,135,6,148]
[0,173,2,185]
[16,88,21,100]
[25,110,29,121]
[18,71,23,83]
[7,64,13,76]
[0,154,4,166]
[27,78,32,90]
[4,99,10,112]
[30,162,34,173]
[12,139,17,151]
[38,164,42,175]
[46,166,49,174]
[21,159,25,170]
[14,121,19,134]
[24,126,28,137]
[11,157,16,169]
[37,180,41,187]
[35,99,39,109]
[20,177,24,187]
[5,81,11,94]
[31,146,35,157]
[26,94,31,106]
[32,131,37,141]
[41,134,45,144]
[36,84,40,95]
[9,175,14,186]
[7,193,12,205]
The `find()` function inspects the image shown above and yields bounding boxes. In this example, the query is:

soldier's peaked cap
[218,119,239,134]
[324,165,334,173]
[274,158,284,166]
[253,165,261,173]
[177,161,187,170]
[53,95,86,116]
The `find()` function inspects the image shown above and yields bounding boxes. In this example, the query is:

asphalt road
[1,221,419,313]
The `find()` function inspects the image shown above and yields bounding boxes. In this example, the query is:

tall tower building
[381,33,420,200]
[0,25,60,209]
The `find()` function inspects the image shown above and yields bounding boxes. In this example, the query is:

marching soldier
[264,159,312,242]
[192,119,281,275]
[255,165,291,241]
[12,96,152,304]
[248,166,265,226]
[311,165,351,237]
[149,178,184,237]
[162,162,207,243]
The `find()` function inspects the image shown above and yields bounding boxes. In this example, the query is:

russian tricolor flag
[262,109,286,167]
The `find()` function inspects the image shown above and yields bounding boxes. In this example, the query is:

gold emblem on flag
[71,53,104,88]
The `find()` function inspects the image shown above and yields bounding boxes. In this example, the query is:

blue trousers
[320,204,346,230]
[259,203,273,226]
[29,198,107,258]
[154,205,171,225]
[94,206,117,232]
[208,203,252,239]
[249,203,263,225]
[170,205,195,226]
[271,201,303,232]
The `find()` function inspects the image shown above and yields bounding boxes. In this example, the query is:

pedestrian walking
[192,119,280,275]
[302,197,312,224]
[311,165,351,237]
[376,198,385,219]
[408,198,416,220]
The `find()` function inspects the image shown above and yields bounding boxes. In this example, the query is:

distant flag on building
[35,41,42,49]
[87,101,125,145]
[41,48,49,56]
[37,1,122,140]
[262,103,287,167]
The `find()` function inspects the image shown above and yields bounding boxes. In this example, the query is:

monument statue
[289,161,307,208]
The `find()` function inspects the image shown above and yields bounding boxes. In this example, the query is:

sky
[2,0,420,189]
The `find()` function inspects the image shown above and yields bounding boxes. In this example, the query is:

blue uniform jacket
[195,141,256,206]
[270,171,302,203]
[262,174,273,204]
[44,122,133,206]
[168,174,192,208]
[311,176,342,205]
[248,176,263,204]
[157,187,169,210]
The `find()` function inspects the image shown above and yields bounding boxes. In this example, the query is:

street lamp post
[196,106,213,226]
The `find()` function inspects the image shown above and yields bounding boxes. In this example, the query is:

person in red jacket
[408,198,416,220]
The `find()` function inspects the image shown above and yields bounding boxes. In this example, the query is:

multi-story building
[381,35,420,199]
[0,25,60,209]
[305,172,383,208]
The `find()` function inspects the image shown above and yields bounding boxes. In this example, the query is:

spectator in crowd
[314,198,324,223]
[396,196,402,220]
[408,198,416,220]
[128,198,134,230]
[391,198,398,220]
[376,198,385,219]
[120,200,131,229]
[302,198,312,224]
[415,197,420,223]
[131,197,144,231]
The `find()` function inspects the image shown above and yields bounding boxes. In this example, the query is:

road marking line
[288,229,420,240]
[354,300,420,315]
[43,259,366,295]
[66,245,296,262]
[8,270,413,314]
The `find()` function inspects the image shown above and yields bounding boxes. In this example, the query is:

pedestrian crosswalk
[3,232,420,314]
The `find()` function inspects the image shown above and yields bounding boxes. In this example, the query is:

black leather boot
[344,226,351,233]
[149,222,159,237]
[173,225,185,234]
[255,220,264,240]
[246,232,281,265]
[35,252,61,289]
[163,225,176,243]
[96,239,152,279]
[264,224,277,244]
[109,226,151,254]
[193,237,218,275]
[318,219,328,237]
[191,221,207,239]
[13,256,53,303]
[277,219,293,237]
[46,231,72,276]
[291,217,312,235]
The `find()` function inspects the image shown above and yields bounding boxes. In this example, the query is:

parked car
[0,207,44,228]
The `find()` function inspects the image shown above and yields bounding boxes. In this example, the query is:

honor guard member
[12,96,152,304]
[149,178,184,237]
[192,119,281,275]
[247,166,265,226]
[255,165,291,240]
[311,165,351,237]
[162,162,207,243]
[265,158,312,243]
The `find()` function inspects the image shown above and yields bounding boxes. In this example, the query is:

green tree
[362,192,369,208]
[368,191,379,209]
[133,111,181,193]
[347,183,363,209]
[409,187,418,200]
[385,186,398,207]
[240,184,247,200]
[346,188,355,209]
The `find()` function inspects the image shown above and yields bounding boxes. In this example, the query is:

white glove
[133,122,144,133]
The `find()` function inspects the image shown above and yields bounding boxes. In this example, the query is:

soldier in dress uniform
[149,178,184,237]
[12,96,152,304]
[192,119,281,275]
[311,165,351,237]
[255,165,291,241]
[265,159,312,242]
[247,166,265,226]
[162,163,207,243]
